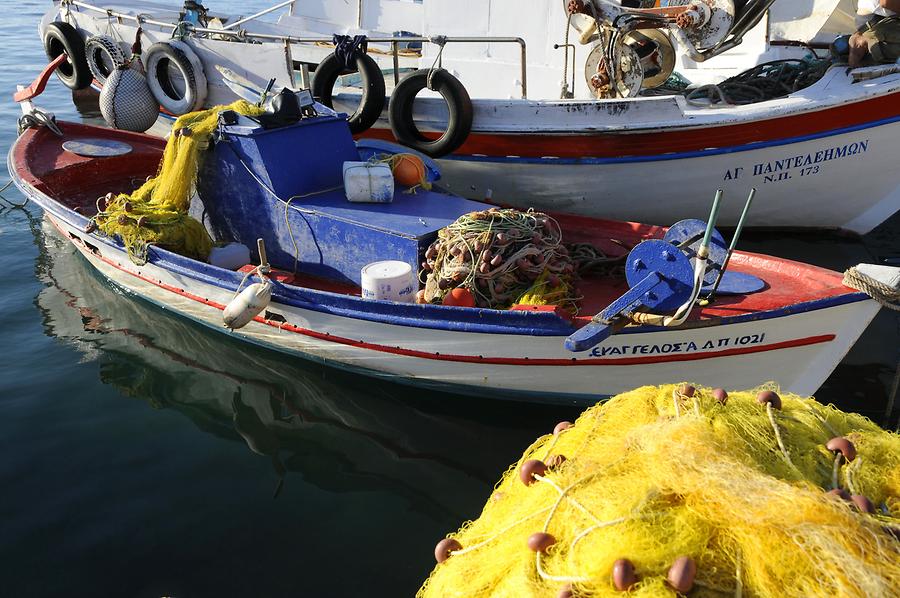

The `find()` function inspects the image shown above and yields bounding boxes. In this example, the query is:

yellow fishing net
[93,100,265,262]
[420,385,900,597]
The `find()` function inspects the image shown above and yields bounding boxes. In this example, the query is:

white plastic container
[342,161,394,203]
[361,260,416,302]
[208,242,251,270]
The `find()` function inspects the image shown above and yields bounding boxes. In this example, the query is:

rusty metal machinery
[563,0,736,98]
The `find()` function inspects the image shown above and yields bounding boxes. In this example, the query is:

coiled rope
[685,58,832,106]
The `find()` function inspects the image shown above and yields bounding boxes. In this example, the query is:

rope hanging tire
[312,35,385,134]
[85,35,126,85]
[43,22,92,90]
[388,68,473,158]
[144,40,208,115]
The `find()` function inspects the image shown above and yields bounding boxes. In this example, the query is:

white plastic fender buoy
[223,281,273,329]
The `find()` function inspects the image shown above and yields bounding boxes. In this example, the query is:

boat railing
[64,0,529,98]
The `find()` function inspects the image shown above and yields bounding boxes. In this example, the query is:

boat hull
[39,211,878,404]
[433,118,900,235]
[46,2,900,233]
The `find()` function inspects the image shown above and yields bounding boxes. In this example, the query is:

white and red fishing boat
[9,77,899,403]
[37,0,900,233]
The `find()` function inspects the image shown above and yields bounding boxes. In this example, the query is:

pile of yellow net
[420,385,900,597]
[93,100,264,262]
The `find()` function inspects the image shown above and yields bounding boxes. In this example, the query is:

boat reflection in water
[33,215,571,511]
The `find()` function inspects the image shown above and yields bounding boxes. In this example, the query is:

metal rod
[701,189,724,250]
[708,187,756,299]
[68,0,529,98]
[392,40,400,87]
[223,0,295,30]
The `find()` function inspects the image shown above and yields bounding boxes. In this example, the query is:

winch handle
[700,189,724,252]
[706,188,755,300]
[565,271,664,352]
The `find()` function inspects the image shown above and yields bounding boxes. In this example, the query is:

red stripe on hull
[64,225,836,369]
[361,91,900,158]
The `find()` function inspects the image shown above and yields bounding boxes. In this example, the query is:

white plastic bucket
[343,161,394,203]
[361,260,416,302]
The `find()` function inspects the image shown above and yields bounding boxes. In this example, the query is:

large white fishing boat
[38,1,900,234]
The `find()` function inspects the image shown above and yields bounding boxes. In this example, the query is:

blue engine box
[197,112,489,285]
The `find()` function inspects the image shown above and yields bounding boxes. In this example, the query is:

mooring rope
[843,266,900,311]
[0,180,28,208]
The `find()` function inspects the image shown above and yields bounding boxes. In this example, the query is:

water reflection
[33,218,578,516]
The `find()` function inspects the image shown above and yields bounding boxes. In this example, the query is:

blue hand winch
[566,189,761,352]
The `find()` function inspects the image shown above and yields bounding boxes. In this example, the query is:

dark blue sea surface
[0,2,898,596]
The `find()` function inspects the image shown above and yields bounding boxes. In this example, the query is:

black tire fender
[144,40,208,115]
[85,35,126,85]
[312,51,385,134]
[43,21,92,90]
[388,68,473,158]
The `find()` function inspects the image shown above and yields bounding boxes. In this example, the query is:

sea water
[0,1,897,596]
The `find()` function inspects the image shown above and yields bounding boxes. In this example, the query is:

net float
[826,437,856,462]
[757,390,782,410]
[612,558,637,591]
[519,459,548,486]
[557,583,574,598]
[527,532,557,553]
[827,488,851,501]
[679,384,696,397]
[712,388,728,405]
[851,495,875,513]
[667,556,697,593]
[443,287,476,308]
[546,454,567,469]
[553,421,573,435]
[434,538,462,563]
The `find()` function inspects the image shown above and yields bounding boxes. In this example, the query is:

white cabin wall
[422,0,574,100]
[769,0,848,41]
[278,0,424,36]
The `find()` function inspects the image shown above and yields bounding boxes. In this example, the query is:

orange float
[442,287,476,307]
[391,153,427,187]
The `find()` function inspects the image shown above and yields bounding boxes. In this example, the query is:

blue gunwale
[8,144,871,340]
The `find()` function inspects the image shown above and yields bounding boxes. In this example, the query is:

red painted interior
[14,123,856,326]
